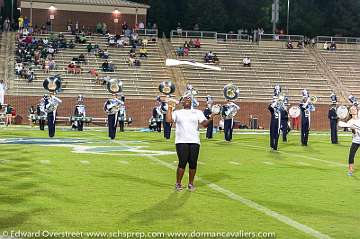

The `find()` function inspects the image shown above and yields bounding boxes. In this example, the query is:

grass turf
[0,127,359,239]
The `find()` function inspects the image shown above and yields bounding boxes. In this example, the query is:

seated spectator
[184,41,190,50]
[67,62,76,73]
[183,47,189,56]
[102,60,114,72]
[243,57,251,67]
[330,41,336,51]
[48,45,55,56]
[297,41,304,49]
[49,59,56,70]
[86,43,93,54]
[323,42,329,50]
[43,60,50,73]
[194,38,201,48]
[176,47,184,56]
[129,47,136,58]
[102,49,109,59]
[78,53,86,63]
[189,39,195,48]
[68,40,75,49]
[79,34,87,44]
[204,51,215,63]
[142,38,148,47]
[139,46,148,57]
[108,37,116,47]
[15,63,23,75]
[286,41,294,49]
[27,68,35,82]
[128,56,136,66]
[89,68,99,81]
[116,38,124,48]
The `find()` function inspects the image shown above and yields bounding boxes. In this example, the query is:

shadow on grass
[125,192,191,225]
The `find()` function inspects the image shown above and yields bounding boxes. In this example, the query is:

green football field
[0,127,359,239]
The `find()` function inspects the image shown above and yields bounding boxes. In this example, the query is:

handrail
[135,28,158,38]
[259,34,304,42]
[170,30,217,39]
[316,36,360,44]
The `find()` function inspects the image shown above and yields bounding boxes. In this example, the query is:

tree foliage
[136,0,360,37]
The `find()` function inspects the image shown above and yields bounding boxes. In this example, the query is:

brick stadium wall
[5,95,332,130]
[21,8,146,33]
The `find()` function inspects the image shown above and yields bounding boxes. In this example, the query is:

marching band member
[280,100,290,142]
[37,95,47,131]
[152,97,163,132]
[338,106,360,176]
[223,100,240,142]
[328,92,338,144]
[165,95,216,191]
[161,100,172,140]
[203,95,213,139]
[299,89,315,146]
[268,97,281,151]
[44,92,62,138]
[73,95,86,131]
[104,93,123,140]
[118,96,126,132]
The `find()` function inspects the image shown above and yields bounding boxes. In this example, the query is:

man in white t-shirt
[165,96,215,191]
[0,80,7,105]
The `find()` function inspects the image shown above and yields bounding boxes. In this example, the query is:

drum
[289,106,301,118]
[336,105,349,120]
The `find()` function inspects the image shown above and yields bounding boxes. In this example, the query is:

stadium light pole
[287,0,290,34]
[30,0,33,26]
[11,0,14,23]
[48,5,56,32]
[113,9,120,34]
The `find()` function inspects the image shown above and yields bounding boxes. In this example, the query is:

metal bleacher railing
[316,36,360,44]
[170,30,305,43]
[259,34,304,42]
[170,30,250,42]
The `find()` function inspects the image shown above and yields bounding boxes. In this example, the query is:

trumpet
[223,84,240,100]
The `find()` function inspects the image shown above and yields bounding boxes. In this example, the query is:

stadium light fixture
[113,9,120,15]
[49,5,56,12]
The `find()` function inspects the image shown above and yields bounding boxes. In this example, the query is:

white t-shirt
[172,109,207,145]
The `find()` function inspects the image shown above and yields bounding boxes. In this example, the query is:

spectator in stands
[48,45,55,57]
[286,41,294,49]
[116,38,125,48]
[87,43,93,54]
[89,68,99,82]
[213,54,220,64]
[297,41,305,49]
[49,59,56,70]
[102,49,109,59]
[176,23,183,36]
[109,37,116,47]
[139,46,148,57]
[27,68,35,82]
[68,40,75,49]
[122,22,129,33]
[138,21,145,29]
[102,60,114,72]
[67,61,76,73]
[311,38,316,47]
[129,56,136,66]
[176,47,184,57]
[243,57,251,67]
[3,18,10,32]
[129,47,136,58]
[183,47,189,56]
[15,63,23,76]
[323,42,329,50]
[44,59,50,73]
[78,53,86,63]
[184,41,190,50]
[204,51,215,63]
[5,104,14,126]
[330,41,337,51]
[96,22,102,34]
[79,34,87,44]
[130,32,139,47]
[142,38,148,47]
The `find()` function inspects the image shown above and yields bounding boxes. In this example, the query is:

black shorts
[176,143,200,170]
